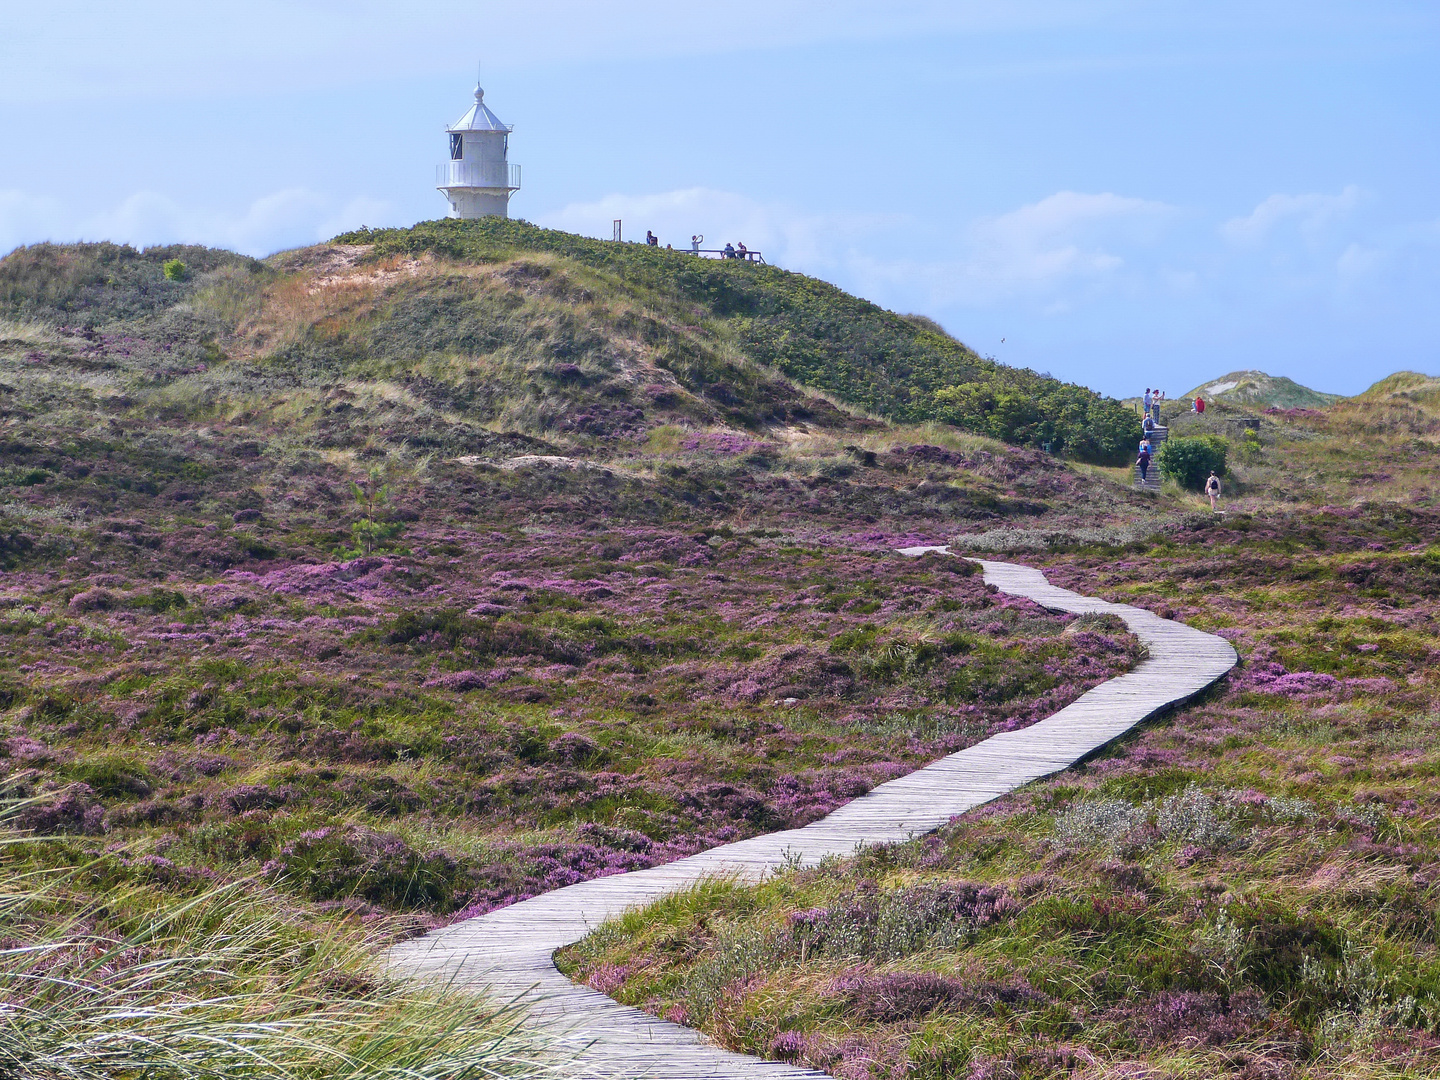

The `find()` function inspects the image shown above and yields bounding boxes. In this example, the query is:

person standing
[691,234,703,255]
[646,230,659,247]
[1143,388,1153,416]
[1205,471,1222,511]
[1137,444,1153,483]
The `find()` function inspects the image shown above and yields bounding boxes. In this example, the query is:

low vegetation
[0,826,550,1079]
[561,507,1440,1079]
[2,228,1438,1078]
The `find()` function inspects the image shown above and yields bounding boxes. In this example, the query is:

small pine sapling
[341,468,405,557]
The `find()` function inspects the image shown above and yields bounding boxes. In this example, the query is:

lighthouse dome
[448,84,512,133]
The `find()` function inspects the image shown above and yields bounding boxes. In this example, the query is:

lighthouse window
[449,133,463,160]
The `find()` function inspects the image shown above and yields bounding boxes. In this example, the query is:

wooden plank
[387,555,1238,1078]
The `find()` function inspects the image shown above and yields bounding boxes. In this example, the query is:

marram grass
[0,811,553,1080]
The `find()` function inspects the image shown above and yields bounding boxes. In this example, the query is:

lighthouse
[437,77,520,219]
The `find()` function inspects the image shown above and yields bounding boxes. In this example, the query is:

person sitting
[1195,396,1205,414]
[645,230,658,247]
[736,241,748,260]
[723,243,736,259]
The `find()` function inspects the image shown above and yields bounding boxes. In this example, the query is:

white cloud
[541,186,1176,316]
[1222,185,1362,245]
[1336,241,1383,283]
[962,191,1171,291]
[841,190,1174,310]
[0,188,395,258]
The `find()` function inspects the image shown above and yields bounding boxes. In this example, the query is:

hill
[1183,369,1340,410]
[329,219,1139,463]
[1355,370,1440,408]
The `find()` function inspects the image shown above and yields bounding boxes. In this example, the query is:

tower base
[442,188,512,220]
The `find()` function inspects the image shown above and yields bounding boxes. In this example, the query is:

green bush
[162,259,187,281]
[1156,435,1228,490]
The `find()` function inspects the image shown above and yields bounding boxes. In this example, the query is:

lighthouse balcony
[436,162,521,191]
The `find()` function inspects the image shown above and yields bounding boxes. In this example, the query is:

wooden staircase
[1135,424,1167,490]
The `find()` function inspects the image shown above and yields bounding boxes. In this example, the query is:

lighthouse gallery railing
[436,162,522,190]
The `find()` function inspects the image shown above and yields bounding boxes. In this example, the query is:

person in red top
[1195,396,1206,414]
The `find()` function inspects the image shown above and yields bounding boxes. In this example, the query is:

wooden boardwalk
[387,556,1238,1078]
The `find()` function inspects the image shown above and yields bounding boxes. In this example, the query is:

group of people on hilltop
[642,231,754,260]
[1146,385,1209,419]
[1143,387,1165,423]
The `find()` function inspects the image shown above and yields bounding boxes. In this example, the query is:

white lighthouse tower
[436,75,520,219]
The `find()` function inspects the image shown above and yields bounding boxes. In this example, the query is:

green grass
[331,219,1140,463]
[0,806,552,1080]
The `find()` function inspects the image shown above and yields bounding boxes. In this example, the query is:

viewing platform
[686,248,766,264]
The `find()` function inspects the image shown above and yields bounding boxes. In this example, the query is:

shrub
[68,756,154,799]
[264,825,461,909]
[1156,435,1228,491]
[1053,798,1147,849]
[162,258,187,281]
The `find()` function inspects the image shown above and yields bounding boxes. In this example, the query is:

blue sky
[2,1,1436,398]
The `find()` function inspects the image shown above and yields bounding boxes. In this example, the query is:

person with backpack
[1205,471,1222,511]
[1137,443,1153,484]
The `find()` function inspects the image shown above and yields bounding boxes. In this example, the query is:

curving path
[388,556,1238,1078]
